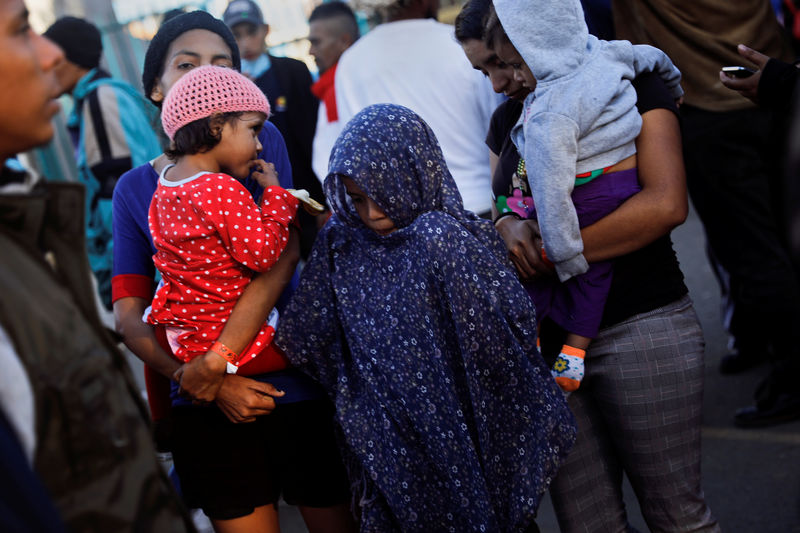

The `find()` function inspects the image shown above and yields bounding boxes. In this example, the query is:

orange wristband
[210,341,239,364]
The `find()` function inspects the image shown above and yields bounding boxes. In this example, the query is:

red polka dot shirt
[147,170,299,366]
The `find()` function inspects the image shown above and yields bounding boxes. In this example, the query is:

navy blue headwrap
[276,104,575,532]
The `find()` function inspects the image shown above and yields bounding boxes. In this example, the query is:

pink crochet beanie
[161,65,270,140]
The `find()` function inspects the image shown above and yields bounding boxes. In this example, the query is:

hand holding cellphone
[721,66,756,78]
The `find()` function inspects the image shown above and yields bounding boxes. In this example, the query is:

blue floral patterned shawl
[276,104,575,532]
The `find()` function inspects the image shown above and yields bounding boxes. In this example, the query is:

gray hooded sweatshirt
[494,0,683,281]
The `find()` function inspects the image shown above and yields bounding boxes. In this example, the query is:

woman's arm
[114,228,300,422]
[581,107,687,262]
[113,291,287,423]
[114,296,183,378]
[175,227,301,404]
[496,107,687,276]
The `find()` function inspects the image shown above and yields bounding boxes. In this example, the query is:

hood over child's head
[492,0,589,84]
[324,104,467,231]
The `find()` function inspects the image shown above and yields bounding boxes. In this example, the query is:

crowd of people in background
[1,0,799,531]
[43,15,162,310]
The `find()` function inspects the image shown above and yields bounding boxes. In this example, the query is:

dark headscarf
[142,10,241,105]
[323,103,486,234]
[277,104,575,532]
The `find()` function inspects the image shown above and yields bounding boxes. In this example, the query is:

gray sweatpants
[549,295,721,533]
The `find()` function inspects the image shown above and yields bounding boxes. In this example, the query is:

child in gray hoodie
[486,0,684,394]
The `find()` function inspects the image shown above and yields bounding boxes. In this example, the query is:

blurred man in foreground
[0,1,192,530]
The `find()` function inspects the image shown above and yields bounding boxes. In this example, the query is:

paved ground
[137,204,798,532]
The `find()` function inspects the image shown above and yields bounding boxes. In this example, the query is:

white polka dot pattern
[147,172,299,364]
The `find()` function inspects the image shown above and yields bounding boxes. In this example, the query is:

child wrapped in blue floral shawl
[276,104,575,532]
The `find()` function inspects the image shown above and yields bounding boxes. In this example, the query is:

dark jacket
[0,181,193,533]
[254,55,324,258]
[759,58,800,114]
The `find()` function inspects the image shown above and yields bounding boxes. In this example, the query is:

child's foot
[551,345,585,392]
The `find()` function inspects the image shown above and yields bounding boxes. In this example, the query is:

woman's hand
[215,375,285,423]
[251,159,280,189]
[173,352,228,403]
[494,216,554,280]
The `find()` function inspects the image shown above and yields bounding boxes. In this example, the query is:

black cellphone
[722,66,756,78]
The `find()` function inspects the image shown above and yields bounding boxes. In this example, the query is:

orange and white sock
[551,345,585,393]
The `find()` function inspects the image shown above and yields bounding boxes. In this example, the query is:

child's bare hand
[495,216,553,280]
[251,159,280,189]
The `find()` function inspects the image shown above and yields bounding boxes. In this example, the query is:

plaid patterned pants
[549,295,721,533]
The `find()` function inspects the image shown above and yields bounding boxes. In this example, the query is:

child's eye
[177,62,195,70]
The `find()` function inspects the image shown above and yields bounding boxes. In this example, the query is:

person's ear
[209,113,226,137]
[150,79,165,103]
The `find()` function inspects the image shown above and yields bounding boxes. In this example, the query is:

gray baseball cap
[222,0,264,28]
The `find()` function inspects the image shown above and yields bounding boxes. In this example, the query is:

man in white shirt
[336,0,503,215]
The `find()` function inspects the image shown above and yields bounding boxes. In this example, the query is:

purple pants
[526,167,640,338]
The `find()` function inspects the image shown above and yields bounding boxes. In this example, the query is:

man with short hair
[336,0,502,215]
[308,1,359,182]
[0,1,191,530]
[43,16,162,311]
[223,0,325,259]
